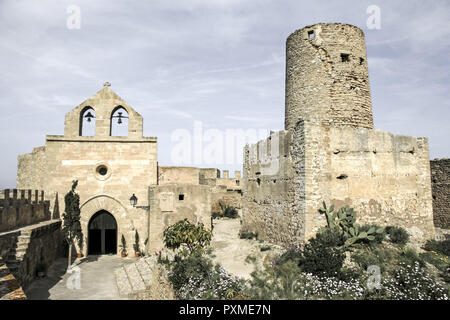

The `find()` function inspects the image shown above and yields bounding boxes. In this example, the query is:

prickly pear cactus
[318,201,337,230]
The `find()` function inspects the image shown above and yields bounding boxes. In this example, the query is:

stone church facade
[16,83,241,256]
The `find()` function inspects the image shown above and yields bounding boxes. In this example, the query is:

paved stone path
[210,219,282,279]
[114,256,160,299]
[25,255,137,300]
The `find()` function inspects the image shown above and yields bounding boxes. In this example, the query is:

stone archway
[88,210,117,255]
[80,195,133,256]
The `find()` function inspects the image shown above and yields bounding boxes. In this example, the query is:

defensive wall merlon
[0,188,51,233]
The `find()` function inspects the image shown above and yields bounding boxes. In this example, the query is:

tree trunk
[67,234,72,270]
[68,244,72,270]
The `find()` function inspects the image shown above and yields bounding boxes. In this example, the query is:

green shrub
[246,260,303,300]
[239,231,258,240]
[359,224,385,244]
[399,247,425,267]
[316,227,346,247]
[168,251,244,299]
[163,219,212,254]
[420,251,449,275]
[212,201,239,219]
[423,239,450,257]
[351,246,394,274]
[168,251,214,292]
[386,226,409,245]
[300,233,345,277]
[275,247,303,266]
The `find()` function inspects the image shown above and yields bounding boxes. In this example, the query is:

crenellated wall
[242,130,304,245]
[0,189,51,233]
[242,122,435,247]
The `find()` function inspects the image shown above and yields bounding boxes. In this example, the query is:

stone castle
[241,23,446,246]
[1,22,448,299]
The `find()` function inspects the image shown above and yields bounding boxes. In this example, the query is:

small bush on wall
[386,226,410,245]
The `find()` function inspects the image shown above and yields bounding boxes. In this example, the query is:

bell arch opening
[79,106,96,136]
[88,210,117,255]
[110,106,129,137]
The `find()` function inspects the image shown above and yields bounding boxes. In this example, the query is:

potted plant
[119,234,127,257]
[77,236,84,258]
[133,231,140,257]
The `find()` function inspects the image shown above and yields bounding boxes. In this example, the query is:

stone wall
[146,263,175,300]
[0,257,27,300]
[199,168,220,186]
[158,166,200,185]
[242,122,435,247]
[285,23,373,131]
[300,121,435,243]
[431,158,450,229]
[148,184,212,252]
[0,220,62,289]
[242,130,305,245]
[0,189,51,232]
[211,186,242,213]
[17,146,46,191]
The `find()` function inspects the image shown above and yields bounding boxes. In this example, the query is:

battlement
[219,170,241,179]
[0,189,45,208]
[0,189,51,233]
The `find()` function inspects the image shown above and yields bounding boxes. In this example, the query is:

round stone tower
[285,23,374,131]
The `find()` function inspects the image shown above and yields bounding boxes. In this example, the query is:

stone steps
[4,232,31,278]
[114,256,157,299]
[0,258,26,300]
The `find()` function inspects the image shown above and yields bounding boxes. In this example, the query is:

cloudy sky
[0,0,449,187]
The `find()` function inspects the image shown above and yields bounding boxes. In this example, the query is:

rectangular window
[341,53,350,62]
[308,30,315,40]
[178,194,184,201]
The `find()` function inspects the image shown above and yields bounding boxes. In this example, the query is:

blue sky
[0,0,449,187]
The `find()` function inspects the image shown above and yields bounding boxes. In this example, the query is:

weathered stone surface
[0,220,62,290]
[285,23,373,131]
[431,158,450,229]
[148,184,212,252]
[0,189,50,232]
[115,256,174,300]
[0,257,27,300]
[242,23,436,247]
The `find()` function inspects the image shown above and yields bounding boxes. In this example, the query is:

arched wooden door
[88,210,117,255]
